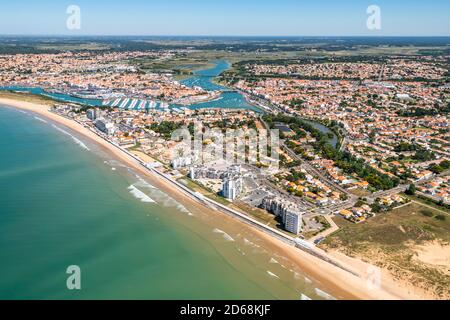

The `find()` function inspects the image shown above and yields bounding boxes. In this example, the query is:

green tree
[406,184,417,196]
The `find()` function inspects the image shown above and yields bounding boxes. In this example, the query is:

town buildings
[261,196,304,235]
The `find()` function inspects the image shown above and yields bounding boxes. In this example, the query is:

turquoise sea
[0,105,338,300]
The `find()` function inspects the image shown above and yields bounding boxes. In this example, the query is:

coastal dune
[0,97,427,300]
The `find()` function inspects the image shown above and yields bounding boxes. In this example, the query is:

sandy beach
[0,96,428,300]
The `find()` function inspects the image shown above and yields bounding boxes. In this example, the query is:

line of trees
[264,114,399,190]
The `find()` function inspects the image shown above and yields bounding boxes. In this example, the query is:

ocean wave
[314,288,337,300]
[133,178,193,216]
[269,255,286,268]
[34,116,48,123]
[267,271,279,279]
[293,272,302,280]
[105,160,127,168]
[134,177,157,190]
[270,258,279,265]
[300,294,312,301]
[52,124,90,151]
[160,196,192,215]
[243,238,260,248]
[128,185,156,203]
[213,228,235,242]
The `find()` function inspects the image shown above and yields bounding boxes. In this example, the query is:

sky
[0,0,449,36]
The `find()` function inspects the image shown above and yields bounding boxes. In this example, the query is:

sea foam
[52,124,90,151]
[267,271,279,279]
[314,288,337,300]
[128,185,156,203]
[270,258,279,265]
[134,178,193,216]
[301,294,312,301]
[243,238,260,248]
[134,178,157,190]
[213,228,235,242]
[34,116,48,123]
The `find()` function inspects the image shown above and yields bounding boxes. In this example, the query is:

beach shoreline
[0,96,429,300]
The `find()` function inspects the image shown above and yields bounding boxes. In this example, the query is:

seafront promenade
[2,89,424,300]
[69,112,360,277]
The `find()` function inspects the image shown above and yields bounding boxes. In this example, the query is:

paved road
[280,140,354,197]
[367,184,409,203]
[366,170,450,203]
[411,199,449,216]
[309,215,340,244]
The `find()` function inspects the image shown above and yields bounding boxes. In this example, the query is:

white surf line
[134,176,157,189]
[51,124,90,151]
[270,258,279,264]
[213,228,235,242]
[243,238,260,248]
[128,185,156,203]
[34,116,48,123]
[269,257,288,270]
[314,288,337,300]
[133,177,193,216]
[267,271,279,279]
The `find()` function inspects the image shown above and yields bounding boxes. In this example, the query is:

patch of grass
[180,178,231,206]
[421,209,434,217]
[349,187,371,198]
[328,202,450,246]
[404,194,450,213]
[0,91,57,106]
[322,202,450,298]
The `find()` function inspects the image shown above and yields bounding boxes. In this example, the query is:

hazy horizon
[1,0,449,37]
[1,35,450,38]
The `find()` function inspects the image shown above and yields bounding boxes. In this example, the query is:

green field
[0,91,57,106]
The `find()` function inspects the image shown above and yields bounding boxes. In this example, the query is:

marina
[0,61,263,114]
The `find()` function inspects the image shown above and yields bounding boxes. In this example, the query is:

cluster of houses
[339,205,374,224]
[275,167,343,206]
[418,175,450,204]
[339,194,408,224]
[376,194,408,208]
[312,159,370,190]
